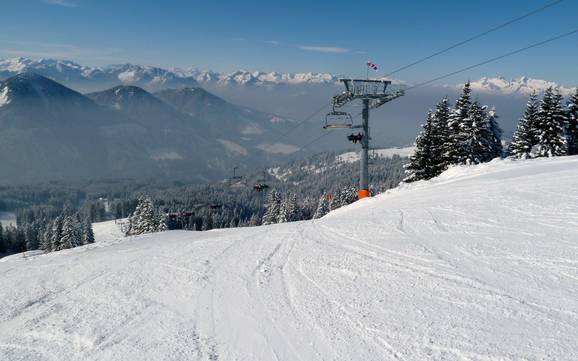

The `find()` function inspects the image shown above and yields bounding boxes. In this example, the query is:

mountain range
[1,57,574,95]
[1,57,576,185]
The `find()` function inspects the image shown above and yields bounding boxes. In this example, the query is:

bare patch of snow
[151,151,184,161]
[258,142,300,154]
[241,124,263,135]
[0,86,10,107]
[218,139,248,156]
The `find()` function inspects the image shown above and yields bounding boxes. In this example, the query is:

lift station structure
[325,79,405,199]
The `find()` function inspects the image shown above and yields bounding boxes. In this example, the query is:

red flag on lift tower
[367,61,378,71]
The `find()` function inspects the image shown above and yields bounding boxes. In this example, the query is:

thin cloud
[42,0,77,7]
[297,45,349,53]
[0,39,125,62]
[262,40,280,46]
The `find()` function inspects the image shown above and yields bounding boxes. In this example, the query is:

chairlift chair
[323,110,353,129]
[253,170,270,192]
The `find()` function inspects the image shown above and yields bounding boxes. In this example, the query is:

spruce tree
[447,82,472,165]
[510,92,539,159]
[50,216,63,251]
[430,97,452,174]
[262,190,281,225]
[40,223,52,252]
[128,197,158,235]
[313,194,330,219]
[156,214,168,232]
[404,111,435,182]
[0,224,5,254]
[566,88,578,155]
[536,87,567,157]
[459,101,486,164]
[485,107,503,160]
[58,216,77,251]
[81,218,95,245]
[277,194,299,223]
[277,195,290,223]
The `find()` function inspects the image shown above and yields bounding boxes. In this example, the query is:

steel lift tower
[325,79,404,199]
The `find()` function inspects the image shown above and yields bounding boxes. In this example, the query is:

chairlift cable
[383,0,565,78]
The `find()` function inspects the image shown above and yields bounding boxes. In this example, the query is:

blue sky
[1,0,577,85]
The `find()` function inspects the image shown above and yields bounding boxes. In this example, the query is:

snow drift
[1,157,578,360]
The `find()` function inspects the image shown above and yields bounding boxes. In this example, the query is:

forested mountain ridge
[0,73,302,185]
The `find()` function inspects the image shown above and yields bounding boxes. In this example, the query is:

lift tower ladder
[329,79,404,199]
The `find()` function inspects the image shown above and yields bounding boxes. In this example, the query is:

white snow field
[1,157,578,361]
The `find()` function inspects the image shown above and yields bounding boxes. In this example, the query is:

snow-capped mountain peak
[467,76,575,96]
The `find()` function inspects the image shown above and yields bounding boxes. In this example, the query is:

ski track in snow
[1,157,578,360]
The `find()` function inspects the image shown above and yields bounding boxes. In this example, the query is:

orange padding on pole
[358,189,370,199]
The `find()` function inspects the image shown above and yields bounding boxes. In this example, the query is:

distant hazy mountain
[1,57,576,165]
[0,73,313,185]
[154,87,297,150]
[0,73,156,184]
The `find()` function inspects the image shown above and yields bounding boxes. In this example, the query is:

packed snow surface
[1,157,578,360]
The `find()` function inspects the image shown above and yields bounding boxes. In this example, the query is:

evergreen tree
[262,190,281,225]
[24,223,39,251]
[40,223,52,252]
[404,112,437,182]
[566,88,578,155]
[81,218,95,245]
[58,216,77,251]
[50,216,63,251]
[156,214,168,232]
[485,106,503,160]
[248,214,261,227]
[127,197,158,235]
[536,87,567,157]
[463,101,491,164]
[329,189,342,210]
[313,193,330,219]
[278,194,299,223]
[0,224,5,254]
[510,92,540,159]
[430,97,452,173]
[446,82,472,164]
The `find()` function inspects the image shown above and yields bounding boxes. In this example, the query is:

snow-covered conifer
[127,197,158,235]
[566,88,578,155]
[404,112,437,182]
[536,87,567,157]
[50,216,63,251]
[156,214,168,232]
[58,216,77,250]
[313,194,330,219]
[485,106,503,160]
[81,218,95,245]
[510,93,540,159]
[262,190,281,225]
[446,82,472,165]
[430,97,452,173]
[463,101,492,164]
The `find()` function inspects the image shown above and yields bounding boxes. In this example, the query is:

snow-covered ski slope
[1,157,578,361]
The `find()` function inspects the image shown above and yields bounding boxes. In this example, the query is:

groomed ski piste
[1,157,578,360]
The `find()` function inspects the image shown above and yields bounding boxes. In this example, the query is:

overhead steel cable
[383,0,565,78]
[301,26,578,150]
[266,102,331,146]
[404,27,578,91]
